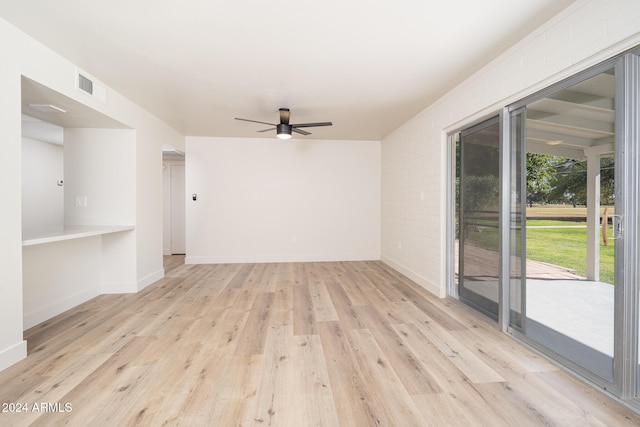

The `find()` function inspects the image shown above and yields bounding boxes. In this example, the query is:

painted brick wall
[381,0,640,296]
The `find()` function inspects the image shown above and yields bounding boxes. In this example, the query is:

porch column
[586,152,600,281]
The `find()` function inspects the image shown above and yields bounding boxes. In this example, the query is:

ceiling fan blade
[291,122,333,128]
[292,128,311,136]
[279,108,290,125]
[235,117,277,127]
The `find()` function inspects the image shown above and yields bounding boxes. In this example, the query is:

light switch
[75,196,87,207]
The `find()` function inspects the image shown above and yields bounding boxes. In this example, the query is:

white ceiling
[1,0,575,140]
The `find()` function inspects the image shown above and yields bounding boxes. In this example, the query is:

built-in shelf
[22,225,134,246]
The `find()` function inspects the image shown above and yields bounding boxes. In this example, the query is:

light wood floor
[1,257,639,426]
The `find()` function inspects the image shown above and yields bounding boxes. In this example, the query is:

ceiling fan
[235,108,332,139]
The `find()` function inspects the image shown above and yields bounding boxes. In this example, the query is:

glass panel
[522,67,616,381]
[458,117,500,319]
[510,109,525,330]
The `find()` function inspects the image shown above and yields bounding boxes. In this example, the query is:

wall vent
[78,73,93,95]
[75,69,107,103]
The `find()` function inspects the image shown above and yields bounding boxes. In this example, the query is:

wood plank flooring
[1,256,639,426]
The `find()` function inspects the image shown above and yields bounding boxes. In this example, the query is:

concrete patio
[527,278,614,357]
[458,243,615,358]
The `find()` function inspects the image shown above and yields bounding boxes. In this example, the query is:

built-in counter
[22,225,136,329]
[22,225,134,246]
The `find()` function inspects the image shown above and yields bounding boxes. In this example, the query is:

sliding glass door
[512,63,618,382]
[450,47,640,410]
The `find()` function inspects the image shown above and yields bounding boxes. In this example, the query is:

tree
[549,156,615,206]
[549,158,586,205]
[526,153,559,205]
[600,157,615,205]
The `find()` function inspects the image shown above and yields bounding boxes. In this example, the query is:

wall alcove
[21,76,136,329]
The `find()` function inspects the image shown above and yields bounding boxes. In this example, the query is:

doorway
[163,150,186,255]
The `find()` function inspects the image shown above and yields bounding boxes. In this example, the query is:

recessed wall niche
[20,76,133,241]
[20,76,136,329]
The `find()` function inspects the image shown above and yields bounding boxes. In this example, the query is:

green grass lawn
[526,220,615,284]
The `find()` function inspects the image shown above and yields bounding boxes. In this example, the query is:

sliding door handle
[610,215,623,240]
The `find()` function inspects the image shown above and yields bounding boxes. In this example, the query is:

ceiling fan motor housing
[277,123,292,133]
[235,108,331,138]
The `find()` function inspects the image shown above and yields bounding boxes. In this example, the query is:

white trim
[101,281,137,294]
[185,253,380,265]
[100,268,164,294]
[137,269,164,291]
[23,286,100,329]
[0,341,27,372]
[381,255,444,298]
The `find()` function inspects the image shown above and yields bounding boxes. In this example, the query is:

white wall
[135,126,183,289]
[0,62,27,371]
[64,128,136,226]
[0,16,184,371]
[64,128,138,293]
[381,0,640,297]
[186,137,380,263]
[22,237,101,329]
[21,137,64,235]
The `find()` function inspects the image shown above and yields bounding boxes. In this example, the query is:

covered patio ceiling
[526,69,615,160]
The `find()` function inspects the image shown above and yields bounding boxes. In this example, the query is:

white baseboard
[0,340,27,372]
[23,286,101,330]
[380,255,445,297]
[23,270,165,330]
[137,268,164,291]
[101,280,138,294]
[185,253,380,264]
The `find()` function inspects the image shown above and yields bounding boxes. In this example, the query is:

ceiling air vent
[78,73,93,95]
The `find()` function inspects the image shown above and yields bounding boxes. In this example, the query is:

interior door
[458,117,501,320]
[170,163,186,254]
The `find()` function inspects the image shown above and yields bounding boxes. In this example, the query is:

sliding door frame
[507,56,624,394]
[447,46,640,410]
[622,48,640,406]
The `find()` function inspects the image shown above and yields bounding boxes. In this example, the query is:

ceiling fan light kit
[235,108,332,139]
[276,123,292,139]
